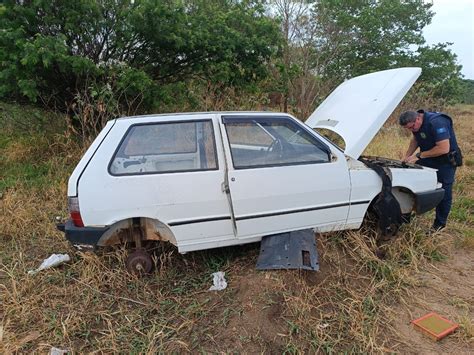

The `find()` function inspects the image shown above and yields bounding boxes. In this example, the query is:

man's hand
[404,154,419,164]
[403,136,419,163]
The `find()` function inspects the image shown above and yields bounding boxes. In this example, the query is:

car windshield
[313,128,345,152]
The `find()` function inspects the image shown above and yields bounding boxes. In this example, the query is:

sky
[422,0,474,79]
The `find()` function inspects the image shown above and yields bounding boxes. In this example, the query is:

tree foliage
[0,0,280,116]
[269,0,464,118]
[412,43,463,101]
[313,0,433,79]
[459,79,474,104]
[0,0,465,137]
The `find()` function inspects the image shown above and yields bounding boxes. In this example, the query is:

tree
[413,43,463,101]
[459,79,474,104]
[267,0,463,118]
[269,0,310,113]
[310,0,433,80]
[0,0,280,135]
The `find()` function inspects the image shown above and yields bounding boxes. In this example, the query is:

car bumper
[415,188,445,214]
[57,220,109,249]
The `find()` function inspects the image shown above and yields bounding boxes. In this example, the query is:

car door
[221,114,352,239]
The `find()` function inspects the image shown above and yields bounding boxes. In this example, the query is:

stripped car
[58,68,444,272]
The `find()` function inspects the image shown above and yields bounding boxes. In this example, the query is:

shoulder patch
[436,127,447,134]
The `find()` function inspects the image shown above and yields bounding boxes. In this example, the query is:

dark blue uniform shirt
[414,110,459,168]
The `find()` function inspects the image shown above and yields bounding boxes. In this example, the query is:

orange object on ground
[411,312,459,341]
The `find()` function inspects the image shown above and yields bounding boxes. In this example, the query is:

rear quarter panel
[74,114,234,249]
[68,120,116,196]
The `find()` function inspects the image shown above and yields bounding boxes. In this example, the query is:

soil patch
[390,246,473,353]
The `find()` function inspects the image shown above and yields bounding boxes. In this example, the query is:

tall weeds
[0,103,472,352]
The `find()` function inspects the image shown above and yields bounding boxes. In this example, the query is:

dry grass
[0,104,473,353]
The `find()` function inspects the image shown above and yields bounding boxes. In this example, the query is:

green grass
[450,196,474,223]
[0,101,65,135]
[0,104,78,193]
[0,161,53,191]
[464,159,474,167]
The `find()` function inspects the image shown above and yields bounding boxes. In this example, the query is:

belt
[418,154,450,167]
[432,154,450,165]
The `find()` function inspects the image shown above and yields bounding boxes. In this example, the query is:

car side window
[223,116,330,169]
[109,120,218,175]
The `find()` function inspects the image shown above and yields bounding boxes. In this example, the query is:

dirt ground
[194,236,473,353]
[391,244,473,353]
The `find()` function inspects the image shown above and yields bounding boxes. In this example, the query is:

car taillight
[68,197,84,227]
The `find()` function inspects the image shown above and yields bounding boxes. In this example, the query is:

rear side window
[109,120,218,175]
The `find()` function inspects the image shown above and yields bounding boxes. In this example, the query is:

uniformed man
[399,110,462,231]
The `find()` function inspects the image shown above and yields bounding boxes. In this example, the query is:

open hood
[305,67,421,159]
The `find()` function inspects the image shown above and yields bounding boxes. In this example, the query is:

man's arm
[418,139,450,158]
[406,139,450,163]
[403,136,419,162]
[421,116,451,158]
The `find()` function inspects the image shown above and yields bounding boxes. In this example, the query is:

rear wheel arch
[97,217,177,247]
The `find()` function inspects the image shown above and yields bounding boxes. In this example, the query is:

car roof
[117,111,288,121]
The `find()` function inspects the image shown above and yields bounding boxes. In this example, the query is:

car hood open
[305,67,421,159]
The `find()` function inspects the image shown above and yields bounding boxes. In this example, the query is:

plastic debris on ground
[411,312,459,341]
[50,347,68,355]
[28,254,71,275]
[208,271,227,291]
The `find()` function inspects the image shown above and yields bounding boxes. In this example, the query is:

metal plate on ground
[256,229,319,271]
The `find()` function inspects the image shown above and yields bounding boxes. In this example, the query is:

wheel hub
[126,249,153,275]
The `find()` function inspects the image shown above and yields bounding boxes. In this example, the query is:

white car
[58,68,444,272]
